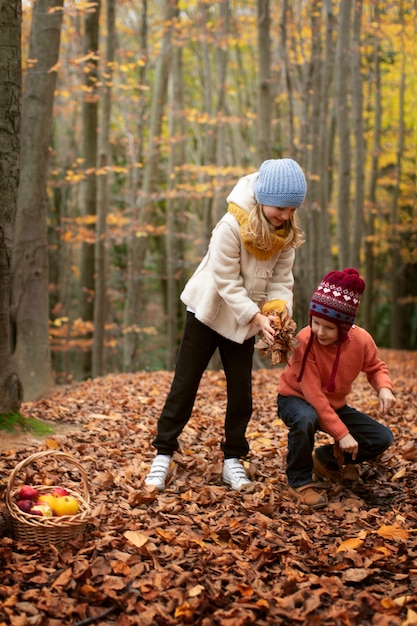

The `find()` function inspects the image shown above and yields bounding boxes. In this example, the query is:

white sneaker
[222,458,252,490]
[145,454,171,490]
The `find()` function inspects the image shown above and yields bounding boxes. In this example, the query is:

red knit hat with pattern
[297,268,365,392]
[309,267,365,340]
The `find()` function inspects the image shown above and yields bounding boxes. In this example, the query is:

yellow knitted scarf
[228,203,288,260]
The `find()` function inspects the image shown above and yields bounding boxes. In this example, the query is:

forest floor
[0,348,416,626]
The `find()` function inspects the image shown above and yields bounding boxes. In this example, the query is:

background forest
[0,0,416,403]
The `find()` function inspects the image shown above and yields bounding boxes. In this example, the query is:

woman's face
[262,205,295,229]
[311,316,339,345]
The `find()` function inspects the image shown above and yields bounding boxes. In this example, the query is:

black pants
[152,311,255,458]
[278,394,394,488]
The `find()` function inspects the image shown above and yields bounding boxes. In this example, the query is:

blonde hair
[244,203,305,251]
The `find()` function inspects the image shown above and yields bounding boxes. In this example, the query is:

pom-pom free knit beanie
[297,268,365,392]
[253,158,307,208]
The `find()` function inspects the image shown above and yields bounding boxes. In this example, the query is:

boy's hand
[337,433,359,460]
[378,388,396,415]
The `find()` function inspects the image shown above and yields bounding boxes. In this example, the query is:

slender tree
[335,0,352,269]
[350,0,365,269]
[11,0,63,401]
[80,0,100,378]
[165,5,187,369]
[363,4,382,335]
[122,0,176,371]
[0,0,23,413]
[92,0,115,377]
[121,0,148,372]
[390,50,406,348]
[257,0,271,162]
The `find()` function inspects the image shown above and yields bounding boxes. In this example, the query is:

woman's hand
[337,433,359,460]
[253,312,276,345]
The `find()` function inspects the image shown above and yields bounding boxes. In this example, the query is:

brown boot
[288,483,328,510]
[312,453,341,483]
[341,464,360,482]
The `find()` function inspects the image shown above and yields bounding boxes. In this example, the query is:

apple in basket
[16,499,34,513]
[30,503,54,517]
[53,495,79,516]
[51,487,69,497]
[38,493,60,511]
[17,485,39,502]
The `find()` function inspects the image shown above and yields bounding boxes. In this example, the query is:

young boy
[277,267,396,509]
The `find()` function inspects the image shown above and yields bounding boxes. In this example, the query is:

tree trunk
[279,0,295,154]
[0,0,23,413]
[92,0,115,377]
[80,0,100,378]
[363,10,381,335]
[335,0,352,269]
[122,0,175,371]
[350,0,364,270]
[122,0,147,372]
[257,0,271,162]
[165,8,186,370]
[11,0,63,401]
[390,53,406,348]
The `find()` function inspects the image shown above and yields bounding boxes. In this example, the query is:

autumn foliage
[0,349,416,625]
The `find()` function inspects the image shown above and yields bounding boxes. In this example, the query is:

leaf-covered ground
[1,349,416,626]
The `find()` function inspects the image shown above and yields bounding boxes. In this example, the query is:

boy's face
[311,316,339,345]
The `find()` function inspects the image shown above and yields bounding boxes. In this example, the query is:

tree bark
[92,0,115,377]
[11,0,63,401]
[122,0,147,372]
[390,52,406,348]
[80,0,100,378]
[335,0,352,269]
[0,0,23,413]
[122,0,175,371]
[257,0,271,162]
[350,0,364,270]
[363,8,381,335]
[165,7,186,370]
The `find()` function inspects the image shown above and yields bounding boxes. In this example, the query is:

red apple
[16,499,33,513]
[51,487,69,497]
[17,485,39,502]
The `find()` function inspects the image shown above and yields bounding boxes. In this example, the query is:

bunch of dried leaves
[255,308,298,364]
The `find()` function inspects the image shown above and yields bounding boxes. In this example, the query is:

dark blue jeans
[277,394,394,488]
[153,311,255,458]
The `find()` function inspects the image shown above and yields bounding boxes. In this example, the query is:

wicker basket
[6,450,91,546]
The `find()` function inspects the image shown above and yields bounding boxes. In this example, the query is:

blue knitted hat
[253,158,307,208]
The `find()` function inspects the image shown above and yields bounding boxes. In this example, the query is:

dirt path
[0,422,79,453]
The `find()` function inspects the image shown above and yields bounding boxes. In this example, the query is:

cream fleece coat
[180,172,295,344]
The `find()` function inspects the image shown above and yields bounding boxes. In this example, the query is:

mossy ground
[0,411,53,436]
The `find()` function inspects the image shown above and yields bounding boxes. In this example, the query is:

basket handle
[6,450,90,508]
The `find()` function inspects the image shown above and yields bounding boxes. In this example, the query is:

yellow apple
[38,493,59,513]
[53,495,79,516]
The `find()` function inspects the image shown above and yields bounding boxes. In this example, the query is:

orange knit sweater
[278,325,393,441]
